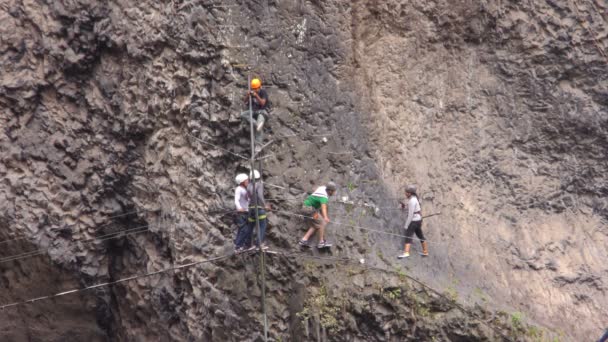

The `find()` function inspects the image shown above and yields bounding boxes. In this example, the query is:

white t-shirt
[404,196,422,229]
[234,185,249,210]
[312,186,329,198]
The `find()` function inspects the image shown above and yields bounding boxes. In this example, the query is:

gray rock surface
[1,0,606,341]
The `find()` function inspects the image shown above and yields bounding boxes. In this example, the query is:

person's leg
[399,223,415,257]
[256,112,265,130]
[599,328,608,342]
[255,209,267,245]
[243,221,255,249]
[302,227,317,241]
[414,221,428,256]
[255,113,265,144]
[234,214,248,248]
[404,242,411,253]
[240,110,253,124]
[318,219,327,242]
[404,223,416,252]
[259,218,267,244]
[300,207,317,243]
[242,209,256,248]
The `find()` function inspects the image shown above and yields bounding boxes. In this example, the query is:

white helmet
[405,185,417,194]
[250,169,261,180]
[235,173,249,184]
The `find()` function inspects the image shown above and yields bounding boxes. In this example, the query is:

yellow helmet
[251,78,262,89]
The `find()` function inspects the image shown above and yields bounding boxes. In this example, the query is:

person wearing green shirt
[298,182,337,248]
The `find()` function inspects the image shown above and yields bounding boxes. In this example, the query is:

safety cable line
[272,209,436,244]
[254,143,355,162]
[270,207,515,264]
[0,210,142,246]
[271,251,516,342]
[263,182,418,207]
[0,224,149,261]
[273,133,333,139]
[263,194,439,215]
[187,133,249,160]
[0,225,152,264]
[0,208,236,260]
[0,252,239,310]
[271,208,523,265]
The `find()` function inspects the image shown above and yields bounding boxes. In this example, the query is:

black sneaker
[298,239,310,247]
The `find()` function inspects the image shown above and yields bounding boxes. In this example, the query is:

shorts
[302,205,325,230]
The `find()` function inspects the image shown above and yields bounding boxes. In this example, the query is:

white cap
[235,173,249,184]
[250,169,261,179]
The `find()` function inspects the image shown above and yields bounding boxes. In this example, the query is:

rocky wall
[1,0,606,341]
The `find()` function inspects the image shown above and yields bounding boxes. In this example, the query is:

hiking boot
[298,239,309,247]
[419,242,429,256]
[397,252,410,259]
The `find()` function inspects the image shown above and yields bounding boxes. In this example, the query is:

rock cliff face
[1,0,606,341]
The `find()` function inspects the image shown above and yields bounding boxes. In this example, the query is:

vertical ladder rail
[248,74,269,342]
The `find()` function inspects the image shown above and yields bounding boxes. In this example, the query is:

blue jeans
[599,329,608,342]
[248,208,267,245]
[240,110,266,144]
[234,213,252,248]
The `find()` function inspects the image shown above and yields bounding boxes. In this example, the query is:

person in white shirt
[234,173,252,252]
[398,185,428,259]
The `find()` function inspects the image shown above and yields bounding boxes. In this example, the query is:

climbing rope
[187,133,249,160]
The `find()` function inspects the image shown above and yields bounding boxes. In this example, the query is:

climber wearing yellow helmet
[240,78,270,146]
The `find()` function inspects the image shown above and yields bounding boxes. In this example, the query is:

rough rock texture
[350,0,608,340]
[0,0,606,341]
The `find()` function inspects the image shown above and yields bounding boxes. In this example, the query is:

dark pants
[599,329,608,342]
[240,110,267,143]
[234,213,253,248]
[405,220,425,244]
[248,208,267,245]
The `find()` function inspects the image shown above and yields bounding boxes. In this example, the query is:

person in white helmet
[298,182,337,248]
[234,173,252,252]
[247,169,271,249]
[398,185,427,259]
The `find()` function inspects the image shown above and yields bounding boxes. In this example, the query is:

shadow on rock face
[0,233,109,341]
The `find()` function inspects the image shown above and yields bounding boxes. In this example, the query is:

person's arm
[404,198,414,229]
[235,188,246,212]
[256,183,267,208]
[321,203,329,222]
[252,90,267,106]
[255,182,270,210]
